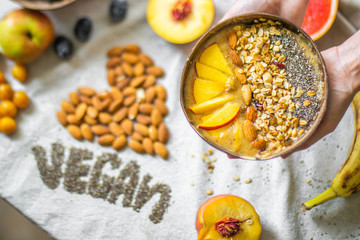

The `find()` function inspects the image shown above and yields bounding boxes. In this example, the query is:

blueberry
[53,36,73,60]
[74,17,92,42]
[110,0,127,22]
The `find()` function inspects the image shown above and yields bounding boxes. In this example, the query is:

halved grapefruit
[301,0,339,41]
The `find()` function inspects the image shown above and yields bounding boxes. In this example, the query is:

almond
[155,85,167,101]
[123,87,136,96]
[92,96,103,110]
[128,140,145,153]
[136,114,151,125]
[107,46,123,57]
[108,98,123,113]
[227,30,237,49]
[69,91,80,106]
[154,142,168,159]
[66,114,81,125]
[123,95,136,107]
[99,112,112,124]
[135,123,149,137]
[106,69,116,86]
[109,122,124,136]
[234,67,247,85]
[145,86,156,103]
[151,108,163,126]
[110,87,124,100]
[128,103,139,120]
[148,125,158,141]
[87,106,98,119]
[57,110,68,126]
[97,90,111,99]
[122,62,134,77]
[252,138,266,150]
[101,98,112,111]
[78,87,96,97]
[229,49,243,66]
[98,134,115,146]
[241,84,252,105]
[80,123,93,141]
[67,125,82,140]
[130,76,146,88]
[142,75,156,88]
[154,99,168,115]
[122,53,139,64]
[91,125,110,136]
[146,66,164,77]
[139,103,153,114]
[245,106,257,122]
[84,115,98,125]
[75,103,87,120]
[142,138,154,155]
[113,107,128,122]
[130,132,143,142]
[138,53,153,66]
[121,118,133,135]
[106,57,121,68]
[124,43,140,54]
[158,123,169,143]
[134,62,145,76]
[116,77,131,90]
[114,65,124,76]
[79,95,92,105]
[112,135,127,150]
[243,120,257,142]
[61,100,75,113]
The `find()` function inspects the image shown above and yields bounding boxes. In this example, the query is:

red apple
[0,9,55,64]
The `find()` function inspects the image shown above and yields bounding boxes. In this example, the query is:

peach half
[195,194,262,240]
[147,0,214,44]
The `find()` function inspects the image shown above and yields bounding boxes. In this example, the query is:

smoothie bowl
[180,13,328,160]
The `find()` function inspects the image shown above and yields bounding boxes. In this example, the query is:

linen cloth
[0,0,359,239]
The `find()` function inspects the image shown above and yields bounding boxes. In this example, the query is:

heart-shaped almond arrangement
[57,44,170,159]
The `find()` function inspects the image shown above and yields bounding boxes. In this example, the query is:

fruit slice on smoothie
[195,62,231,83]
[189,94,234,114]
[198,43,233,75]
[199,102,240,130]
[196,195,262,240]
[147,0,214,44]
[194,77,225,103]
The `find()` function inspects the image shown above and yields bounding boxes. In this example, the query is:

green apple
[0,9,55,64]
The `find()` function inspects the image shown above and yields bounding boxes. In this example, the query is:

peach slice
[199,102,240,130]
[147,0,214,44]
[195,61,231,84]
[189,94,234,114]
[194,77,225,103]
[196,194,262,240]
[198,43,233,75]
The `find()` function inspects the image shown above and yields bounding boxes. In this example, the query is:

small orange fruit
[0,116,17,134]
[13,91,30,109]
[0,71,6,83]
[0,100,17,117]
[12,64,28,82]
[0,83,14,100]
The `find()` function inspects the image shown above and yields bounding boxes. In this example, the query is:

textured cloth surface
[0,0,359,239]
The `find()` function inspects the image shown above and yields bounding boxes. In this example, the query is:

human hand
[223,0,360,158]
[221,0,309,26]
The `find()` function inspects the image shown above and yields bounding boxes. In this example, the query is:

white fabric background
[0,0,359,239]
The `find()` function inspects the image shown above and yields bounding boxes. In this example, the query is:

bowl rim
[180,13,328,160]
[12,0,77,10]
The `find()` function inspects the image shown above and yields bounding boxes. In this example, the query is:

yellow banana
[302,91,360,211]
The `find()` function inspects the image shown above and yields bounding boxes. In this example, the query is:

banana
[302,91,360,211]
